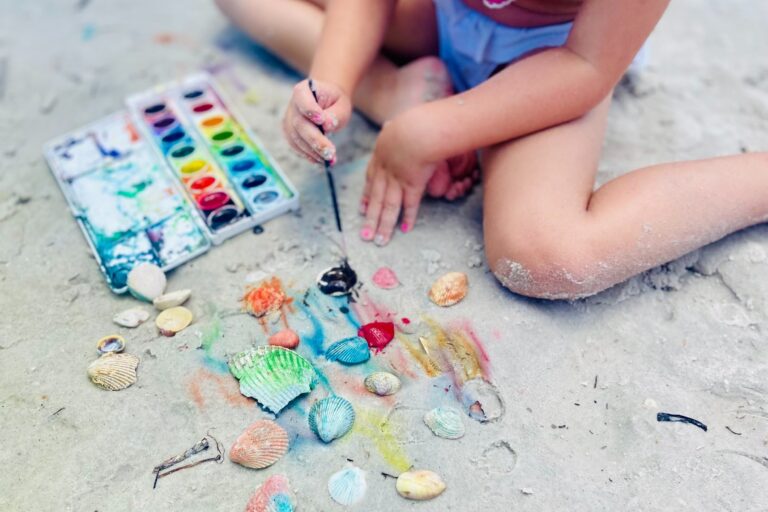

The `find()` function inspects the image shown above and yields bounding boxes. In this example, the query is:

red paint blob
[358,321,395,353]
[401,317,411,325]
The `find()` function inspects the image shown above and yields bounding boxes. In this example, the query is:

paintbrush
[308,79,346,255]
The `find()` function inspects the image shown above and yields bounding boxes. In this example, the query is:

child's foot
[384,57,480,200]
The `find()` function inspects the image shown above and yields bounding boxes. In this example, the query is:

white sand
[1,0,768,510]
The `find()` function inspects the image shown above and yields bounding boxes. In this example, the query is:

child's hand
[282,78,352,164]
[359,119,438,246]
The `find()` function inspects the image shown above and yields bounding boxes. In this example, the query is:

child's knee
[484,227,604,300]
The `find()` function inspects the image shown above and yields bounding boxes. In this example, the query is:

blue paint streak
[201,354,230,374]
[294,300,325,356]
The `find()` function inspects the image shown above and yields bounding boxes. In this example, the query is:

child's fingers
[359,164,375,214]
[290,131,322,163]
[360,170,387,242]
[400,186,422,234]
[293,116,335,161]
[374,179,403,246]
[292,81,325,125]
[321,95,351,134]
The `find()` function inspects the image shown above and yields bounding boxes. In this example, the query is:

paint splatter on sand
[187,368,253,410]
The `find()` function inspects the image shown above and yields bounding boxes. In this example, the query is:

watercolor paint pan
[44,112,211,293]
[128,86,254,244]
[127,72,299,237]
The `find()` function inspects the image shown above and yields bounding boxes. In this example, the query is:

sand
[1,0,768,510]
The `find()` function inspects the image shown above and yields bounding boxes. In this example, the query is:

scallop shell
[423,407,465,439]
[112,307,149,328]
[328,465,367,506]
[308,396,355,443]
[371,266,399,289]
[245,474,296,512]
[325,336,370,365]
[268,329,300,349]
[364,372,401,396]
[230,419,289,469]
[152,289,191,311]
[229,346,317,414]
[126,262,166,302]
[96,334,125,355]
[396,470,446,501]
[428,271,468,307]
[155,306,193,336]
[87,352,139,391]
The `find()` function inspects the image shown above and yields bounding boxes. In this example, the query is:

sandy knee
[485,231,610,300]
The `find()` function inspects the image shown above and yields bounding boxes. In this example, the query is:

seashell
[461,378,505,423]
[357,322,395,353]
[308,396,355,443]
[126,262,166,302]
[364,372,401,396]
[371,266,399,289]
[423,406,465,439]
[396,470,446,501]
[87,352,139,391]
[152,289,191,310]
[268,329,300,349]
[328,465,367,506]
[428,271,468,307]
[325,336,370,365]
[112,307,149,328]
[96,334,125,355]
[155,306,193,336]
[244,474,296,512]
[229,346,317,414]
[230,419,289,469]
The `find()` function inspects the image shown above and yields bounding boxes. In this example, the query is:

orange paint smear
[243,277,291,317]
[186,368,253,410]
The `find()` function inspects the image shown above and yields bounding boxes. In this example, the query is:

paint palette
[44,112,211,292]
[45,73,300,292]
[127,73,299,243]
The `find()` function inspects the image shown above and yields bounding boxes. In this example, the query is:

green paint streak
[201,309,222,355]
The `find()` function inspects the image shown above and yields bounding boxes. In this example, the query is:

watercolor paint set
[44,73,299,293]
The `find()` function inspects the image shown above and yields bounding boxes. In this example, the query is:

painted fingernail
[400,222,409,233]
[309,112,324,124]
[360,227,373,241]
[374,234,386,246]
[328,112,339,129]
[329,155,337,166]
[322,147,335,161]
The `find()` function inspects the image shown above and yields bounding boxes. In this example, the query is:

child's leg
[482,94,768,299]
[214,0,447,124]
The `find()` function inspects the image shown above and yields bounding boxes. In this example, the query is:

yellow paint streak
[350,407,411,472]
[424,317,484,383]
[396,334,441,377]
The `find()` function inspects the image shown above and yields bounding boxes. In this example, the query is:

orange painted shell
[268,329,300,349]
[428,272,468,307]
[230,419,289,469]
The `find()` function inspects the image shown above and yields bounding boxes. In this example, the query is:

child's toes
[426,162,451,198]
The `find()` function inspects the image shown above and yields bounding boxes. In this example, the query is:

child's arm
[361,0,670,243]
[400,0,670,161]
[283,0,395,162]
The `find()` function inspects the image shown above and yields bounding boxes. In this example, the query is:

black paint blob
[317,260,358,296]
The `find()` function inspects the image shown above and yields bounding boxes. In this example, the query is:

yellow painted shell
[152,289,191,311]
[230,419,289,469]
[155,306,193,336]
[396,470,446,501]
[428,272,468,307]
[87,352,139,391]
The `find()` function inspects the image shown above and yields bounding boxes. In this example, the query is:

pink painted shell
[371,267,399,289]
[245,474,296,512]
[428,272,468,307]
[230,419,289,469]
[268,329,300,349]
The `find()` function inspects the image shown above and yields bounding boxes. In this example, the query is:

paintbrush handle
[308,79,343,234]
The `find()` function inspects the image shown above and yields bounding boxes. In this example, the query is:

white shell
[364,372,401,396]
[87,352,139,391]
[153,289,191,310]
[127,262,166,302]
[396,470,446,501]
[155,306,193,336]
[423,406,465,439]
[328,465,367,506]
[112,307,150,328]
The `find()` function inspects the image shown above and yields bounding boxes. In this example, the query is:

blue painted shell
[308,396,355,443]
[325,336,370,365]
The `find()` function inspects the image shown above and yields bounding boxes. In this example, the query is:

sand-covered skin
[2,1,768,510]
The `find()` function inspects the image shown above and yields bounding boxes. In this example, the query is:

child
[215,0,768,300]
